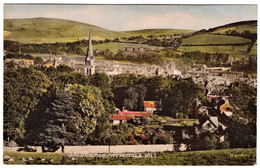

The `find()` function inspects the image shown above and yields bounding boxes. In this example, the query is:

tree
[68,84,105,136]
[4,67,51,141]
[161,80,204,118]
[34,57,44,65]
[23,91,84,152]
[152,134,173,144]
[89,73,115,113]
[199,134,218,150]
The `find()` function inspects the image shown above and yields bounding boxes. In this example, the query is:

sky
[3,4,258,31]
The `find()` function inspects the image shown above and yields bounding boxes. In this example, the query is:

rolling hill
[180,20,257,59]
[4,18,129,43]
[182,33,251,45]
[208,20,257,34]
[124,29,194,37]
[4,18,194,44]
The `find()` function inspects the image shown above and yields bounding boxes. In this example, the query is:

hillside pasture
[249,42,257,56]
[4,18,128,43]
[212,24,257,34]
[124,29,194,37]
[179,45,249,60]
[182,33,251,45]
[93,42,159,51]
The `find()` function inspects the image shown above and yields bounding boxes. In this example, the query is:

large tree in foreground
[23,90,84,152]
[4,67,51,141]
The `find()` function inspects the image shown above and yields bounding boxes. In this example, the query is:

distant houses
[4,59,34,68]
[110,111,150,125]
[144,101,161,114]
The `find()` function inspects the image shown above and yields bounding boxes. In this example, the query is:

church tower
[85,31,95,75]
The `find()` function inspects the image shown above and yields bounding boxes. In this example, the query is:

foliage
[152,134,173,144]
[225,85,256,118]
[218,141,230,149]
[23,91,86,150]
[227,118,256,148]
[201,135,218,150]
[87,123,135,145]
[100,49,165,64]
[161,80,205,118]
[4,53,34,60]
[4,67,51,141]
[68,84,105,136]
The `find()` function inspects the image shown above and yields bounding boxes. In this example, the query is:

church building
[85,31,95,75]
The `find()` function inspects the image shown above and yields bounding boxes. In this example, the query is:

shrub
[218,141,230,149]
[152,134,173,144]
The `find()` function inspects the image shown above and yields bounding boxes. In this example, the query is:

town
[3,6,257,165]
[4,30,256,152]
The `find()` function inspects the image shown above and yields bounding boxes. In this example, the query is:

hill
[208,20,257,34]
[181,20,257,60]
[182,33,251,45]
[4,18,129,43]
[124,29,194,37]
[4,18,193,44]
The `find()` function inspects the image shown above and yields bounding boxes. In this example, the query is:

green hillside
[4,18,129,43]
[210,20,257,34]
[93,42,159,51]
[4,18,194,44]
[179,45,249,60]
[124,29,194,37]
[182,33,251,45]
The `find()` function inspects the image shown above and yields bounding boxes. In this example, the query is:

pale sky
[4,4,258,31]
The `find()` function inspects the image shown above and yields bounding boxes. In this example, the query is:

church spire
[85,30,95,75]
[87,31,93,58]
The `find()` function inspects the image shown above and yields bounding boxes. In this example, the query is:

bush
[218,141,230,149]
[152,134,173,144]
[199,134,218,150]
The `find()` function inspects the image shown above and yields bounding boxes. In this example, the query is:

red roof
[220,103,233,112]
[110,114,133,120]
[207,95,219,99]
[144,101,156,108]
[118,111,150,117]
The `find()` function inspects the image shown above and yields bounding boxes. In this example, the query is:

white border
[0,0,259,168]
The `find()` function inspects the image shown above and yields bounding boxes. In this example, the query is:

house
[144,101,161,114]
[5,59,34,68]
[220,103,233,117]
[110,114,133,125]
[163,124,199,144]
[110,111,150,125]
[200,116,218,132]
[118,111,150,117]
[208,71,243,85]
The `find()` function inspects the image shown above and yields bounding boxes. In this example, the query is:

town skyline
[4,4,257,31]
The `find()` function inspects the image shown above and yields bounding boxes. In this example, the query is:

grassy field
[179,45,249,60]
[249,42,257,56]
[93,42,159,51]
[4,18,194,44]
[4,18,129,43]
[4,148,256,165]
[124,29,194,37]
[212,24,257,34]
[182,33,251,45]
